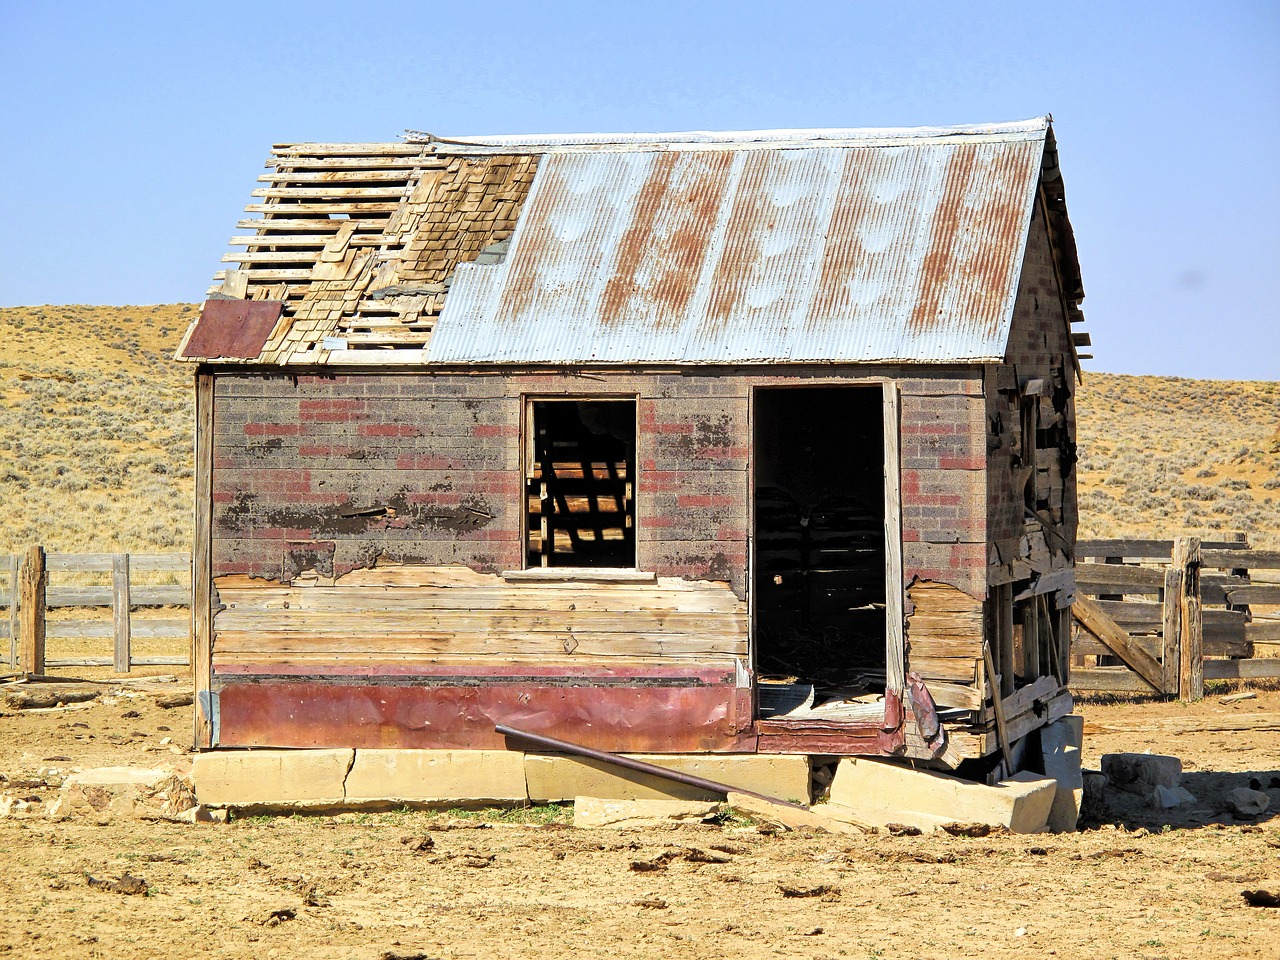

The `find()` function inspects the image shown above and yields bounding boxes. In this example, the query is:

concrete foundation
[525,753,811,804]
[825,758,1057,834]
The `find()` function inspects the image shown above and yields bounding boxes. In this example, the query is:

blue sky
[1,1,1276,379]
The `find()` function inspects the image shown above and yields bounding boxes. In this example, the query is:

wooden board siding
[212,567,747,669]
[905,579,983,691]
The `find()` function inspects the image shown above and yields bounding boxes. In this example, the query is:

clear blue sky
[2,1,1277,379]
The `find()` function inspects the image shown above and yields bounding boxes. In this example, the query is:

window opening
[525,399,636,568]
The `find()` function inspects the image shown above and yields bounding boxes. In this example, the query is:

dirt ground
[1,675,1278,960]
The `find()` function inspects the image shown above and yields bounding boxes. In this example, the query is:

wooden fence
[1071,536,1280,698]
[2,547,191,673]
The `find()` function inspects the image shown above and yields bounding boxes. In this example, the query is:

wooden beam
[882,382,905,694]
[1203,658,1280,680]
[1071,594,1163,692]
[1177,537,1203,700]
[192,373,215,748]
[982,641,1015,775]
[19,546,46,677]
[6,554,18,668]
[112,553,131,673]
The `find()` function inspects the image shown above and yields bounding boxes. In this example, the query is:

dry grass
[1075,371,1280,549]
[1,305,1277,556]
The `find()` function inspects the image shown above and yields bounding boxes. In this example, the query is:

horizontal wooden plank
[1069,666,1159,694]
[1203,658,1280,680]
[1201,549,1280,570]
[1075,564,1166,591]
[45,618,189,639]
[236,218,355,231]
[213,631,747,661]
[1095,600,1245,629]
[252,186,409,199]
[243,202,401,214]
[46,586,191,607]
[216,582,744,615]
[46,553,189,573]
[229,234,388,247]
[46,656,189,668]
[1246,620,1280,642]
[271,143,427,156]
[1077,539,1244,560]
[221,251,325,264]
[258,170,422,183]
[267,156,447,170]
[1225,584,1280,604]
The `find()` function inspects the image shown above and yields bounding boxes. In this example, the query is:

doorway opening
[753,386,887,697]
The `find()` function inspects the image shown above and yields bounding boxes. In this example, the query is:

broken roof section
[179,117,1084,366]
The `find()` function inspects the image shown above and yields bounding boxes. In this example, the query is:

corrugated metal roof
[429,121,1047,364]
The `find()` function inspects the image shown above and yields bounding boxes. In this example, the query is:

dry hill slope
[0,304,1276,554]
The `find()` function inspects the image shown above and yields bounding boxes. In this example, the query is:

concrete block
[45,766,196,824]
[1100,753,1181,795]
[346,750,527,806]
[826,759,1056,834]
[1041,717,1084,833]
[572,797,720,829]
[728,792,864,835]
[193,749,353,807]
[525,753,810,804]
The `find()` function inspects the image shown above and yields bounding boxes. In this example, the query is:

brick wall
[211,365,993,600]
[986,196,1079,570]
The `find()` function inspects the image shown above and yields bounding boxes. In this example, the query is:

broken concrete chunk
[1041,716,1085,832]
[727,792,865,835]
[1225,787,1270,819]
[1150,785,1198,809]
[46,766,196,824]
[572,796,720,829]
[526,753,809,804]
[1100,753,1182,795]
[826,759,1056,834]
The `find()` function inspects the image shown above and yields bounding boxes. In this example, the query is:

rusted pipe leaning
[495,723,809,811]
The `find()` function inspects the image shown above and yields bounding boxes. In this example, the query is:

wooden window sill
[500,569,657,583]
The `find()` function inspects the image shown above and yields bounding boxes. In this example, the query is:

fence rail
[1070,536,1280,698]
[2,547,191,673]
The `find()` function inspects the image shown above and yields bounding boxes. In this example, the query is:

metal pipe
[495,723,809,811]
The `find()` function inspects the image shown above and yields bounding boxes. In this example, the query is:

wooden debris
[85,872,148,896]
[1219,691,1258,704]
[778,883,839,898]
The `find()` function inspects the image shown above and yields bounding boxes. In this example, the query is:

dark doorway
[526,399,636,568]
[753,386,886,687]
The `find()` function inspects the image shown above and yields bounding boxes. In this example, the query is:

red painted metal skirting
[216,679,756,753]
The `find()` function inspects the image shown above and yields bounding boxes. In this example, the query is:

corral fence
[2,547,191,673]
[1071,536,1280,698]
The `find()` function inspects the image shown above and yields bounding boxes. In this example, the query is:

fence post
[1161,545,1182,697]
[113,553,131,673]
[7,554,18,668]
[19,546,46,676]
[1178,536,1203,699]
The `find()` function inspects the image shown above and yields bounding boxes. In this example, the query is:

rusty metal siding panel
[428,127,1046,365]
[214,674,756,753]
[181,300,283,360]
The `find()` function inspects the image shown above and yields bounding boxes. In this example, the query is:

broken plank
[1071,595,1164,692]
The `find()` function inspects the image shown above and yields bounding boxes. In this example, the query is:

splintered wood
[194,145,538,364]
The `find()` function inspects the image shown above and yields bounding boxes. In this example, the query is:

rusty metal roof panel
[429,121,1048,364]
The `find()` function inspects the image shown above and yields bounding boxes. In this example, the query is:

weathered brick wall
[899,375,988,599]
[986,197,1079,570]
[212,365,991,601]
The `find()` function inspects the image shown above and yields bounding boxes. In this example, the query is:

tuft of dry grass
[1,306,1277,555]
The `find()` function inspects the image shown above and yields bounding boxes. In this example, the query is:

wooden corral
[1071,536,1280,697]
[177,118,1089,771]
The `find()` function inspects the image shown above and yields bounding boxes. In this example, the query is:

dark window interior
[754,386,886,687]
[526,400,636,568]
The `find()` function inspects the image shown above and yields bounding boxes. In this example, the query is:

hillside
[0,305,1276,555]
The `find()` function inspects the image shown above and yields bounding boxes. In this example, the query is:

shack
[178,117,1087,773]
